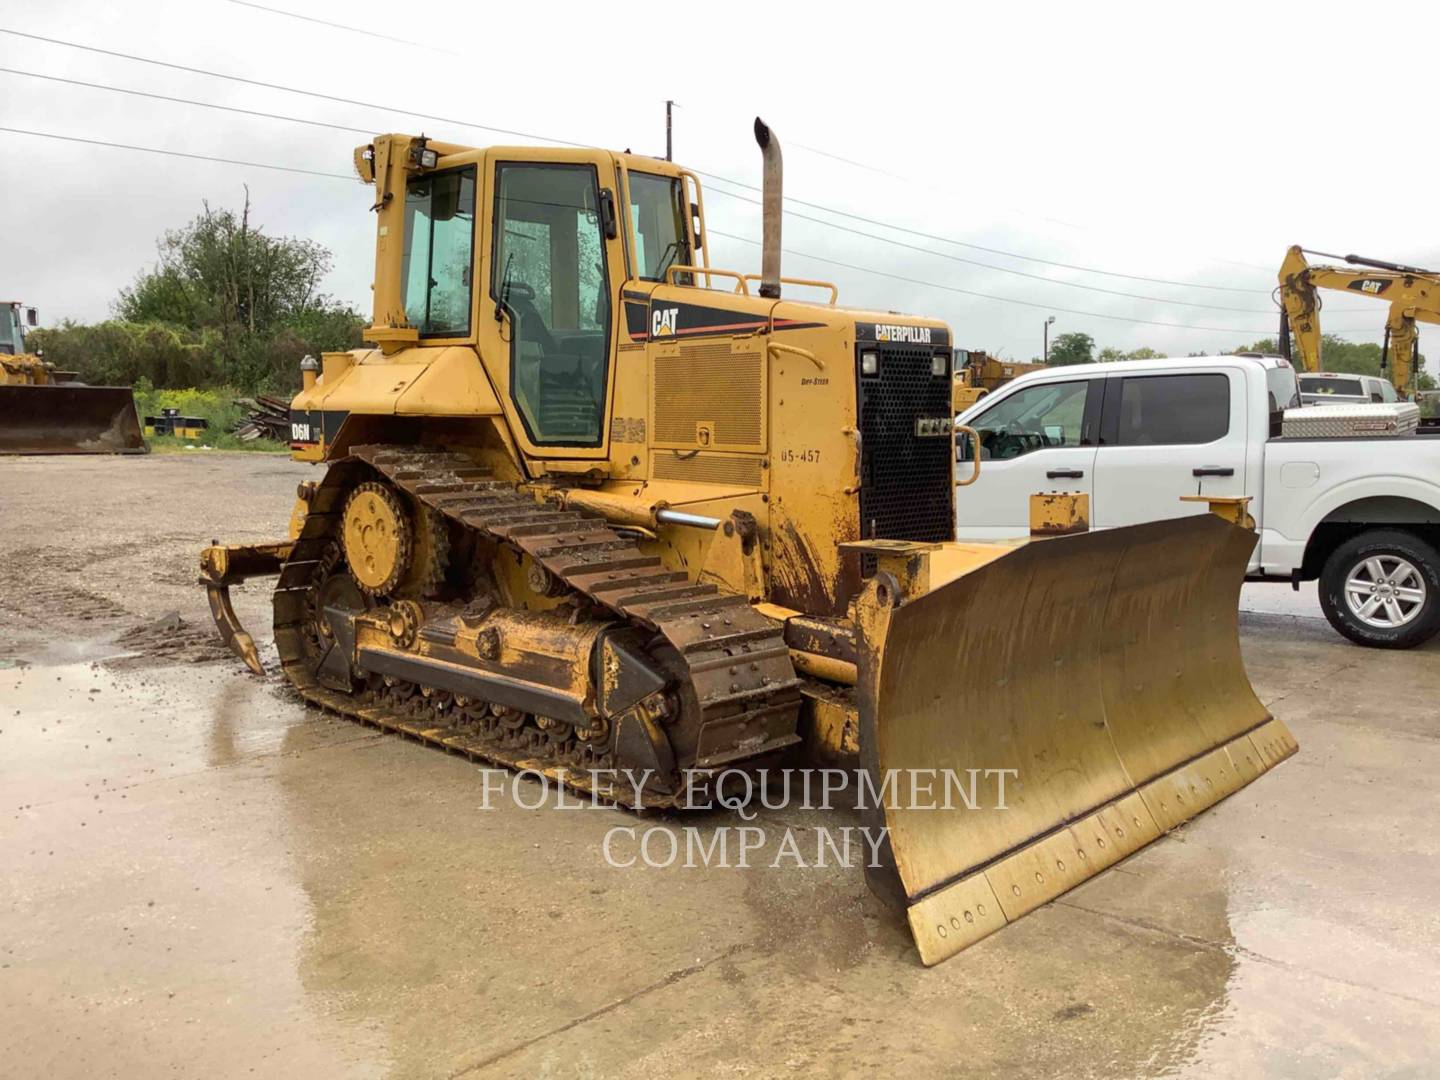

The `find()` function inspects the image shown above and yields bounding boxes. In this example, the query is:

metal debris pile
[231,396,291,442]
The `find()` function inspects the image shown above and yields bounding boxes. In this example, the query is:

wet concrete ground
[1,453,1437,1078]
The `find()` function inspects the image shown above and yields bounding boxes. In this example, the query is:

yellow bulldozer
[202,120,1295,965]
[951,349,1046,411]
[0,300,145,454]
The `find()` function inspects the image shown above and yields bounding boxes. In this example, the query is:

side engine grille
[856,344,954,571]
[652,342,765,451]
[652,451,764,487]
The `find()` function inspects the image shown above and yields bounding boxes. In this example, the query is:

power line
[707,229,1268,334]
[1,26,1282,301]
[0,67,374,137]
[0,62,1287,314]
[700,182,1278,314]
[224,0,462,56]
[0,125,355,179]
[0,28,1389,339]
[694,171,1272,295]
[0,27,587,147]
[709,228,1383,340]
[0,124,1390,345]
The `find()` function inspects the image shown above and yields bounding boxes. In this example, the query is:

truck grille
[857,344,954,572]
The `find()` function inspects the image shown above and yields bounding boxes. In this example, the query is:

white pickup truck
[955,353,1440,648]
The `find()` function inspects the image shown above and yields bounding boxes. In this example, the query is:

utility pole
[665,100,676,161]
[1044,315,1056,362]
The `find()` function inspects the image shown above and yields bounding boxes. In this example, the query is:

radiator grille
[652,451,764,487]
[652,342,764,450]
[857,344,954,571]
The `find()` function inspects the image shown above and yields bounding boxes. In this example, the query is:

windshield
[0,306,17,355]
[402,167,477,335]
[628,172,689,281]
[1299,375,1364,398]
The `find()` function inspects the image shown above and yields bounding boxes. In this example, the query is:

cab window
[493,163,612,446]
[401,167,476,336]
[1109,373,1229,445]
[963,380,1091,460]
[628,172,689,282]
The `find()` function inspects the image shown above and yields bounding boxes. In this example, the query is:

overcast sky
[4,0,1438,360]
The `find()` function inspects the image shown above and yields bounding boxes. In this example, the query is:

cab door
[1091,367,1248,528]
[481,152,627,458]
[955,376,1101,539]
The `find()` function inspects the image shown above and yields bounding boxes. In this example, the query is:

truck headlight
[861,351,879,376]
[932,354,948,377]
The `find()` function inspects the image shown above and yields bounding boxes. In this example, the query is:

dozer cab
[202,121,1294,965]
[0,301,145,455]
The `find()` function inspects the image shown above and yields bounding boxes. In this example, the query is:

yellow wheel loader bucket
[854,514,1296,965]
[0,385,147,455]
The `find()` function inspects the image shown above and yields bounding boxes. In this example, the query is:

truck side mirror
[692,202,703,250]
[25,308,38,327]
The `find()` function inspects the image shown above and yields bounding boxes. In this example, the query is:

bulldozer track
[271,445,801,807]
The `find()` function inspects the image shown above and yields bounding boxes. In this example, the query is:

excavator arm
[1278,245,1440,399]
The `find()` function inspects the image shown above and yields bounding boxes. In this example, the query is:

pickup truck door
[1092,369,1249,528]
[955,376,1101,539]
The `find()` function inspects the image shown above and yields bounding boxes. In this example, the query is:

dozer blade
[854,515,1296,965]
[0,385,146,454]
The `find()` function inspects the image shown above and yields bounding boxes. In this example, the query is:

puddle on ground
[0,657,390,1077]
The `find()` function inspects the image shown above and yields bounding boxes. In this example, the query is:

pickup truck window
[1299,375,1364,398]
[1109,373,1229,446]
[1267,367,1300,411]
[965,380,1090,460]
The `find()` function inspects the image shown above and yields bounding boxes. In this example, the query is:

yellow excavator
[1278,245,1438,403]
[0,300,145,454]
[201,120,1295,965]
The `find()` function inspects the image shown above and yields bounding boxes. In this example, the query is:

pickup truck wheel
[1319,530,1440,649]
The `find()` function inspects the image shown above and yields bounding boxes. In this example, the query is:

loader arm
[1278,244,1440,398]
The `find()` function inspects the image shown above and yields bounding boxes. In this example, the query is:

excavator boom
[1278,245,1440,399]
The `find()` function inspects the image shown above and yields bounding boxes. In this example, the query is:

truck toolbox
[1282,402,1420,438]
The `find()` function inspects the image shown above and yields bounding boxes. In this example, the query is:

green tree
[1046,332,1095,366]
[1231,334,1433,390]
[108,189,364,390]
[1097,345,1164,362]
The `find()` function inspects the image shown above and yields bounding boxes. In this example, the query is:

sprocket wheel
[404,504,451,598]
[342,481,413,597]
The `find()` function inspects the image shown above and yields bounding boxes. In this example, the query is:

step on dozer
[199,119,1294,964]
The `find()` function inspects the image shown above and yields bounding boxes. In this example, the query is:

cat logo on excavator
[200,120,1294,965]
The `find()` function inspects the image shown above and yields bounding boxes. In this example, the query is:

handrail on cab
[666,265,750,294]
[675,169,711,272]
[955,424,982,486]
[741,274,839,306]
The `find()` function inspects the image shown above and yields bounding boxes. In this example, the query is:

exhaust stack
[753,117,782,300]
